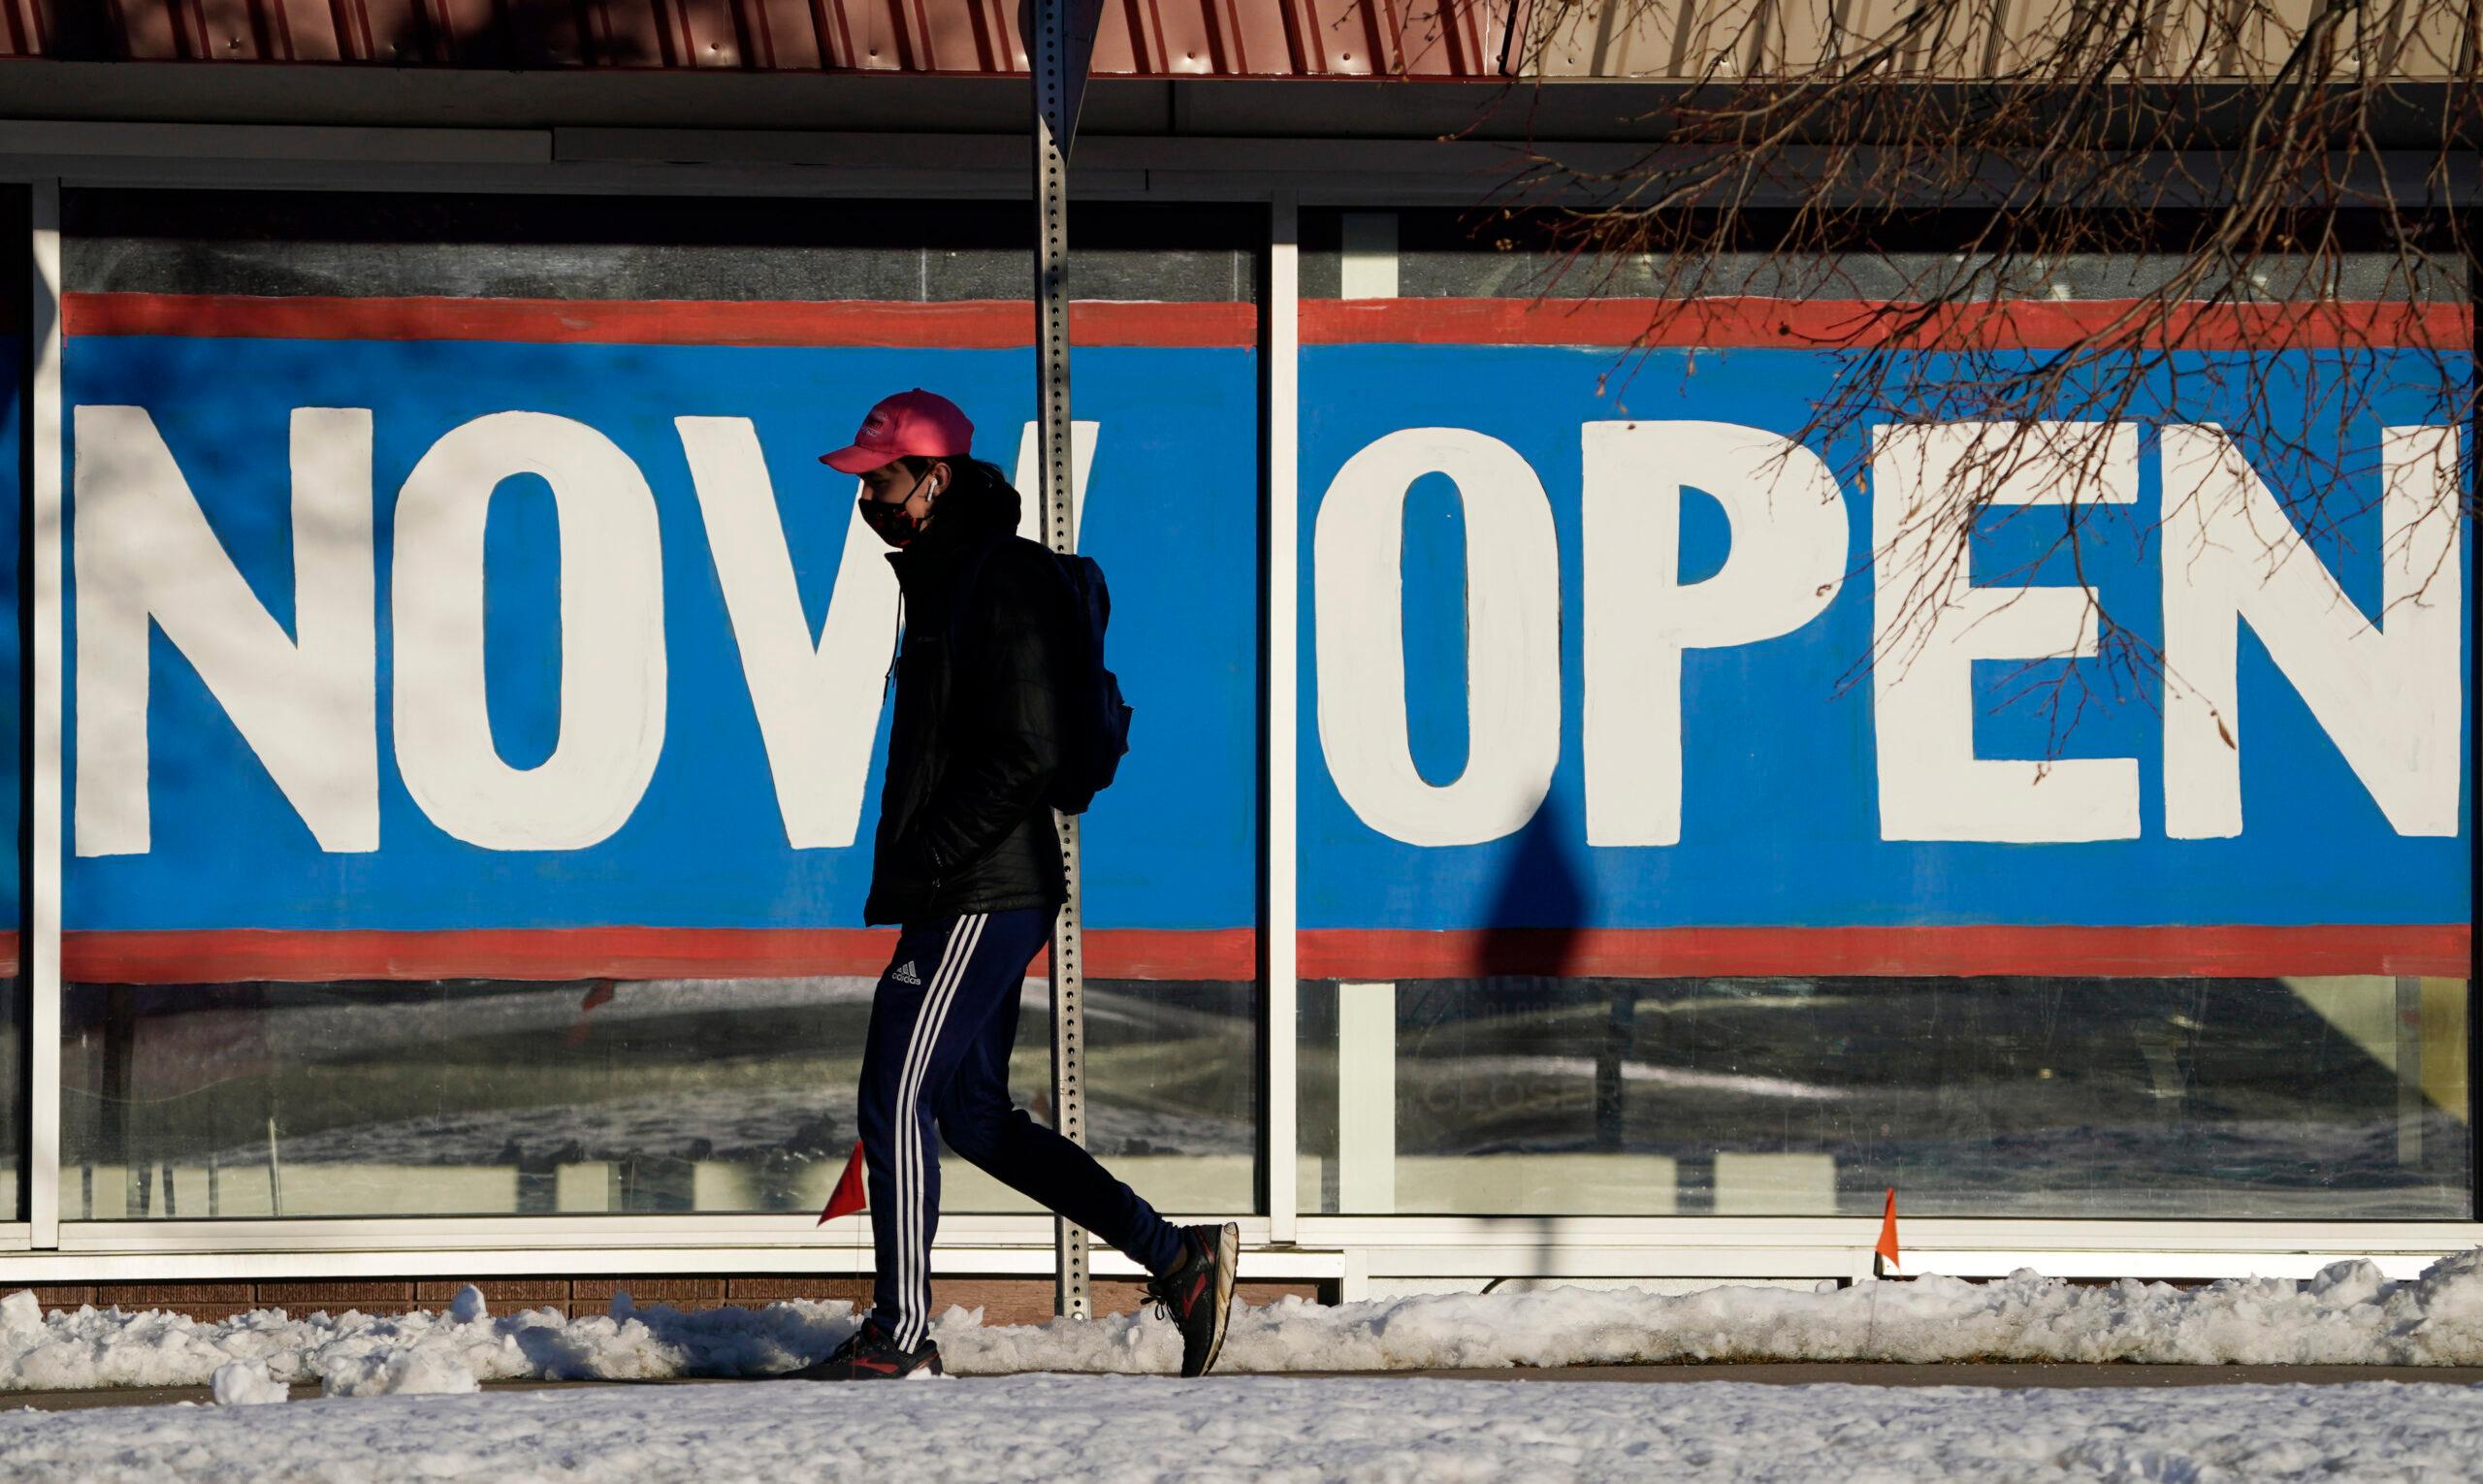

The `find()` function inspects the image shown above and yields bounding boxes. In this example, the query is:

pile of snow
[320,1348,480,1400]
[987,1250,2483,1372]
[11,1256,2483,1396]
[446,1286,488,1326]
[6,1374,2483,1483]
[206,1361,286,1406]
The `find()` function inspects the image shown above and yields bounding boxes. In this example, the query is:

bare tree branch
[1467,0,2475,757]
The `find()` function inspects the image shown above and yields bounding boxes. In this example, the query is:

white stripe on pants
[890,912,985,1350]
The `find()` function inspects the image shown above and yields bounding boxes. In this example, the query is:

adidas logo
[890,960,922,986]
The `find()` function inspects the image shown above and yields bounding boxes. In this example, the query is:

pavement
[8,1364,2483,1411]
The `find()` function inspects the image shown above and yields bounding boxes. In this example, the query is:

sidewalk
[11,1366,2480,1483]
[12,1362,2483,1411]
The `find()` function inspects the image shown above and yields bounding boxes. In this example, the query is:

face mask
[858,496,920,548]
[857,470,939,548]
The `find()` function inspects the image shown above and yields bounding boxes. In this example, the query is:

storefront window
[58,190,1262,1219]
[44,188,2476,1232]
[1299,209,2470,304]
[62,976,1254,1217]
[1300,975,2471,1218]
[1296,208,2473,1222]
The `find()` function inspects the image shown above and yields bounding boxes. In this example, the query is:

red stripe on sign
[0,930,18,978]
[65,292,2468,352]
[49,923,2477,984]
[1300,297,2475,350]
[62,927,1258,984]
[60,293,1260,348]
[1295,924,2473,980]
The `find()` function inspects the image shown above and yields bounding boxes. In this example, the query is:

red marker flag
[1875,1188,1901,1271]
[819,1141,868,1226]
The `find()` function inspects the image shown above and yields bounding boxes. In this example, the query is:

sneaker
[1144,1221,1240,1377]
[782,1316,943,1380]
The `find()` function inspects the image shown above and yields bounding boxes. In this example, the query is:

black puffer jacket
[862,471,1070,926]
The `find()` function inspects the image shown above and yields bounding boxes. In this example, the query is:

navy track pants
[856,907,1185,1347]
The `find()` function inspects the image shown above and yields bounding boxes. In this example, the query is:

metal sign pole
[1033,0,1091,1323]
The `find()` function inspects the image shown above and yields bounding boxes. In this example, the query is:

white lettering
[1872,421,2143,842]
[73,405,377,855]
[2161,423,2463,837]
[1315,428,1560,847]
[1581,421,1847,846]
[680,415,899,850]
[1012,420,1097,546]
[393,411,666,851]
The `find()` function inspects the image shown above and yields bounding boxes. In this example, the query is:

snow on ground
[6,1374,2483,1483]
[13,1251,2483,1397]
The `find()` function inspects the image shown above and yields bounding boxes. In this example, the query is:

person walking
[790,389,1239,1382]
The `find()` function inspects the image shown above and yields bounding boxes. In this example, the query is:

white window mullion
[28,177,64,1249]
[1264,191,1300,1246]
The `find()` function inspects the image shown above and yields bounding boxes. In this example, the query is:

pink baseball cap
[820,389,976,474]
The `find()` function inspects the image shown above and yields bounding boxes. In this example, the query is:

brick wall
[27,1276,1327,1325]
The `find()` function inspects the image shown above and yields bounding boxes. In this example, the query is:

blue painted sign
[54,300,2471,984]
[1300,341,2471,935]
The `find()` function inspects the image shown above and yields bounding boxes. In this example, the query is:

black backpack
[953,539,1133,817]
[1038,549,1133,815]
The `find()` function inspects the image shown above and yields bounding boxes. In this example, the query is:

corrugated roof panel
[499,0,574,64]
[644,0,699,67]
[442,0,518,65]
[1196,0,1252,72]
[1307,0,1378,74]
[1085,0,1135,70]
[191,0,258,57]
[835,0,911,69]
[744,0,817,68]
[676,0,746,67]
[50,0,2443,77]
[915,0,1004,71]
[1435,0,1499,75]
[1218,0,1296,73]
[0,0,1533,70]
[267,0,343,60]
[109,0,177,57]
[973,0,1025,70]
[1148,0,1220,75]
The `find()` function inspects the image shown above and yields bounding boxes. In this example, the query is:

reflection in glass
[1299,209,2472,306]
[1300,976,2472,1219]
[62,978,1256,1219]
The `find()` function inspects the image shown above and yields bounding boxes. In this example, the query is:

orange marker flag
[1875,1188,1901,1271]
[818,1141,868,1226]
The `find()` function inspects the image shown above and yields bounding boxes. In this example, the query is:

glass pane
[59,188,1263,1218]
[954,980,1260,1216]
[1295,205,2472,1223]
[0,183,26,1221]
[1300,209,2471,303]
[61,975,1255,1218]
[1301,975,2471,1219]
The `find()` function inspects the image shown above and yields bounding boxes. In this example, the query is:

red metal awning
[0,0,1522,75]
